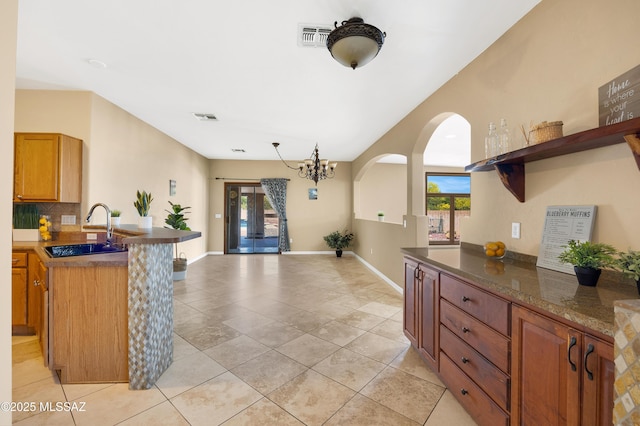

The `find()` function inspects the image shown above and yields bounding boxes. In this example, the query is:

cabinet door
[14,133,60,201]
[511,305,581,426]
[11,268,28,325]
[28,253,41,331]
[581,335,614,426]
[418,265,438,370]
[403,258,419,346]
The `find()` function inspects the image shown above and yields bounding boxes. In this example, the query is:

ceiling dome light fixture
[272,142,337,185]
[326,17,386,70]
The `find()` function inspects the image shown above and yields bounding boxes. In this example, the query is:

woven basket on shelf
[529,121,563,144]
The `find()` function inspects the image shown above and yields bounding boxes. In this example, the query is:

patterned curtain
[260,178,290,253]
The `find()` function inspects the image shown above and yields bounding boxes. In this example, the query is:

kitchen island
[402,244,637,426]
[13,225,200,389]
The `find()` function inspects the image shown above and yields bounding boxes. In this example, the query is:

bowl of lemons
[484,241,506,259]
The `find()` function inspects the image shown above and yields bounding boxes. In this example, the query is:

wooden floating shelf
[465,117,640,202]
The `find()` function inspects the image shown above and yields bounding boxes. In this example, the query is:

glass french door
[225,183,279,254]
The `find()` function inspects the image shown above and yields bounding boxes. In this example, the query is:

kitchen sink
[44,243,128,258]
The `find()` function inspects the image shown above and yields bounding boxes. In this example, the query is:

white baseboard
[352,253,403,294]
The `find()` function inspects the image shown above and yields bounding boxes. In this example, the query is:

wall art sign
[599,64,639,126]
[536,205,597,275]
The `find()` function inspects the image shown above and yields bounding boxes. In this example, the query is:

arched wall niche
[351,111,470,246]
[354,153,408,223]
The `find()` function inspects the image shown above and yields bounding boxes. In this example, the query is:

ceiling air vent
[298,24,332,47]
[192,112,217,121]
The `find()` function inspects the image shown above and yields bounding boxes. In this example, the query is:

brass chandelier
[272,142,337,185]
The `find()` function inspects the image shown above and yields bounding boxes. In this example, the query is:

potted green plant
[110,209,121,227]
[323,230,354,257]
[557,240,617,286]
[165,201,191,280]
[616,250,640,294]
[134,190,153,229]
[377,211,385,222]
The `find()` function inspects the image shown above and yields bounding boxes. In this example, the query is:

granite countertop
[84,224,201,244]
[13,226,201,267]
[401,245,639,338]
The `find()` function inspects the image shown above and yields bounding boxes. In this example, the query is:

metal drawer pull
[461,389,468,395]
[462,296,470,302]
[567,336,577,372]
[584,343,595,381]
[461,357,470,364]
[462,327,470,333]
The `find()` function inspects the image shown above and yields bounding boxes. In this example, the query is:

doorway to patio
[225,183,279,254]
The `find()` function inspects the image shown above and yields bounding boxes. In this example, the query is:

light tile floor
[12,254,478,425]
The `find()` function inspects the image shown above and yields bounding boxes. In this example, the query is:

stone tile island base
[614,299,640,425]
[127,243,174,389]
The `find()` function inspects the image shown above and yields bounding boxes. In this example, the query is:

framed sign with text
[599,64,640,126]
[536,205,597,274]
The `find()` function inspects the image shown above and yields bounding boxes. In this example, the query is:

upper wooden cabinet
[14,133,83,202]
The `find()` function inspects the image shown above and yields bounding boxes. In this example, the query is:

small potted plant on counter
[323,230,354,258]
[616,249,640,294]
[134,190,153,229]
[110,209,121,227]
[557,239,617,286]
[377,211,385,222]
[165,201,191,280]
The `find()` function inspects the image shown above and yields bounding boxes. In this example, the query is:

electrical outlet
[61,214,76,225]
[512,222,521,239]
[86,233,97,240]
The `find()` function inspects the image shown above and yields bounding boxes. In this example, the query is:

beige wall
[208,160,352,252]
[358,163,407,223]
[14,90,209,261]
[353,0,640,287]
[1,1,18,421]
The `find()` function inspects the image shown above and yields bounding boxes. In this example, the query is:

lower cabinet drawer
[12,252,28,267]
[440,325,509,411]
[440,273,509,335]
[440,299,510,372]
[440,353,509,426]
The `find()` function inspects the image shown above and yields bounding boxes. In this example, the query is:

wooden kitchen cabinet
[439,273,510,425]
[418,264,439,370]
[50,265,129,383]
[511,305,614,426]
[14,133,83,202]
[403,257,419,346]
[11,251,28,329]
[29,252,48,363]
[403,257,439,371]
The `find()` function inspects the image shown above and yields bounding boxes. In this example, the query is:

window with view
[426,173,471,245]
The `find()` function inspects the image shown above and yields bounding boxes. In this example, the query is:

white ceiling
[15,0,539,164]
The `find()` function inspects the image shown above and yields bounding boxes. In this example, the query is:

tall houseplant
[323,230,354,258]
[134,190,153,229]
[557,240,617,286]
[165,201,191,280]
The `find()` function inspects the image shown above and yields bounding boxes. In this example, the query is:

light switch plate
[512,222,521,239]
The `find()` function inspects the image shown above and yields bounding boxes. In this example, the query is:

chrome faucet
[86,203,112,245]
